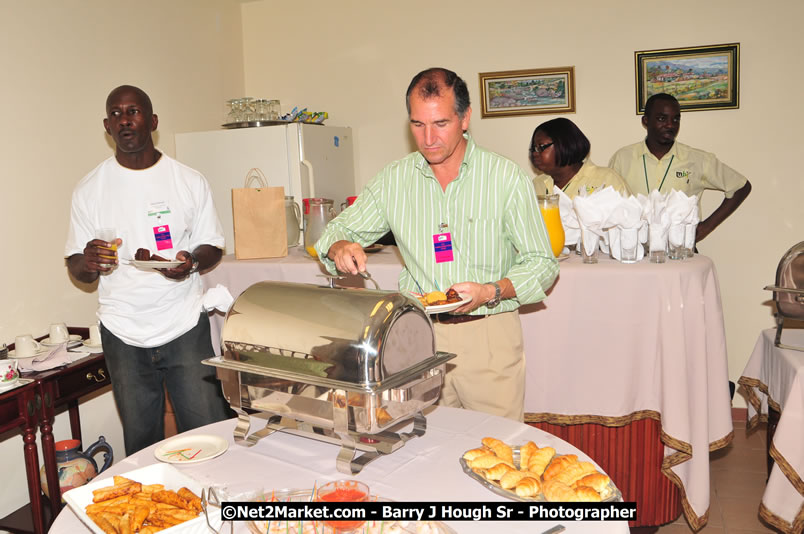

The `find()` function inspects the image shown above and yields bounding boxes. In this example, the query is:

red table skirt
[527,416,682,528]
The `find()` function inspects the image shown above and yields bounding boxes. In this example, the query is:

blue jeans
[100,313,232,456]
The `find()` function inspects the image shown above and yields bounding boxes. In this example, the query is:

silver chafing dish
[764,240,804,351]
[204,281,455,474]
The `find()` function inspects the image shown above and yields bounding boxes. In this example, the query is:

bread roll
[573,486,602,502]
[468,454,514,470]
[527,446,556,477]
[572,473,611,495]
[514,477,541,498]
[500,469,530,490]
[519,441,539,470]
[552,461,597,486]
[542,479,577,502]
[462,447,491,462]
[483,462,515,481]
[481,437,514,464]
[542,454,578,481]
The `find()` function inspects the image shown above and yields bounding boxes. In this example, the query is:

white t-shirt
[65,154,224,348]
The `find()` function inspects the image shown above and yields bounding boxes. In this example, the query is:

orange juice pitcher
[537,194,565,258]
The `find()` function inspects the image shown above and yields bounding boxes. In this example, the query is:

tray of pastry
[459,437,621,502]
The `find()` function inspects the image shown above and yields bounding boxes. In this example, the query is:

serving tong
[201,487,230,534]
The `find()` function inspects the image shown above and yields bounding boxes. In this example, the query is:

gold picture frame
[479,67,576,118]
[635,43,740,114]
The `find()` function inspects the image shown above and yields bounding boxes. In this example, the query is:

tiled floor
[653,420,782,534]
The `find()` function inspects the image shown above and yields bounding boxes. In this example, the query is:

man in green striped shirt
[315,67,559,421]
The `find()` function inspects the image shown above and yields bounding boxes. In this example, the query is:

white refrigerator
[175,123,355,254]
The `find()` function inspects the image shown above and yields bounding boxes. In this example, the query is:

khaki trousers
[434,310,525,422]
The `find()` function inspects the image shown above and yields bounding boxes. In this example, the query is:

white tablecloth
[49,406,629,533]
[739,328,804,533]
[200,246,734,528]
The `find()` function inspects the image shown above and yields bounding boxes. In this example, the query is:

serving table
[0,327,110,534]
[48,406,630,534]
[738,328,804,533]
[201,247,734,529]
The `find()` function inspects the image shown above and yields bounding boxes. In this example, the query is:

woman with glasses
[530,118,630,198]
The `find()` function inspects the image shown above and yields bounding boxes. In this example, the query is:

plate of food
[363,244,385,253]
[413,289,471,314]
[459,437,621,503]
[131,259,185,270]
[63,462,221,534]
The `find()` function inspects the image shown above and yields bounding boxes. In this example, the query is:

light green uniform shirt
[532,159,631,198]
[315,134,559,315]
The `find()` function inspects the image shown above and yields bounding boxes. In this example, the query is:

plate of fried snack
[63,463,221,534]
[413,288,471,314]
[459,437,621,502]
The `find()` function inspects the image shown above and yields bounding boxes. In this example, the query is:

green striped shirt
[315,134,559,314]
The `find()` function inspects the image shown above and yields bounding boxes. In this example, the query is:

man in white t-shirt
[65,85,231,455]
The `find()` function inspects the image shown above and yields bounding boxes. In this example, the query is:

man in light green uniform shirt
[315,68,559,421]
[609,93,751,243]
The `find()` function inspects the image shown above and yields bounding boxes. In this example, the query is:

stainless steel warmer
[203,281,455,474]
[764,240,804,351]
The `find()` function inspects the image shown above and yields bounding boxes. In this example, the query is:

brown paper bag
[232,169,288,259]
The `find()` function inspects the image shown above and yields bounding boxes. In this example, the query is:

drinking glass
[536,194,565,258]
[268,99,281,120]
[648,224,667,264]
[668,223,688,260]
[581,228,599,264]
[618,228,639,263]
[96,228,118,270]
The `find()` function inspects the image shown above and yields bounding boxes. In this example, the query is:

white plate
[41,334,83,346]
[363,244,385,253]
[154,434,229,464]
[8,346,51,359]
[82,340,102,349]
[63,463,221,534]
[424,293,472,314]
[131,259,185,270]
[557,252,570,262]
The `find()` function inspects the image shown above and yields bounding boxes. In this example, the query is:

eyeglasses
[530,142,554,154]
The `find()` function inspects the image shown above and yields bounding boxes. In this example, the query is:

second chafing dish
[204,281,455,474]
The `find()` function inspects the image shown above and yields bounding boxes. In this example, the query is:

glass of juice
[96,227,118,270]
[536,194,565,257]
[316,479,369,532]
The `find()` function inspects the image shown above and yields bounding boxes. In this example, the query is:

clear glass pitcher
[285,196,302,247]
[303,198,337,258]
[537,194,565,258]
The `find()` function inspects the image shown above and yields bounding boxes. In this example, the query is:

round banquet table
[50,406,629,534]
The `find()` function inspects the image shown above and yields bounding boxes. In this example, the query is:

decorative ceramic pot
[40,436,113,500]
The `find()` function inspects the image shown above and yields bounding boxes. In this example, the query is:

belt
[432,313,489,325]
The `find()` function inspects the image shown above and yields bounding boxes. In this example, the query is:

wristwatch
[486,281,502,308]
[188,252,200,274]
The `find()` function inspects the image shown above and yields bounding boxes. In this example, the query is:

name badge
[433,232,454,263]
[153,225,173,251]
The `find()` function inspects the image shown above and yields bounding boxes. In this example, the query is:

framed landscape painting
[479,67,576,118]
[635,43,740,113]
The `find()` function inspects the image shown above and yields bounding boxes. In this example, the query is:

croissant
[483,462,515,481]
[519,441,539,471]
[463,447,491,462]
[572,473,611,495]
[514,477,541,498]
[573,486,602,502]
[552,461,597,487]
[500,469,530,490]
[542,454,578,481]
[527,446,556,477]
[468,454,514,470]
[481,437,514,464]
[542,479,577,502]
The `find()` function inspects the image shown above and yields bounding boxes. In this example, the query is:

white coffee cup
[89,324,102,346]
[15,334,42,358]
[49,323,69,343]
[0,359,19,387]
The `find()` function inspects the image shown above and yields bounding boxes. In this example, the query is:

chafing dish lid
[220,281,436,386]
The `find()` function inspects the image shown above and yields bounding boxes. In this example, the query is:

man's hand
[327,240,367,275]
[67,238,123,283]
[449,282,496,313]
[160,250,194,280]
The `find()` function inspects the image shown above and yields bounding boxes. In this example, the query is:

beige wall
[240,0,802,406]
[0,0,244,517]
[1,0,802,520]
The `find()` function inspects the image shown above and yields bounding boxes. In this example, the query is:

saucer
[0,379,21,392]
[8,346,51,359]
[41,334,83,347]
